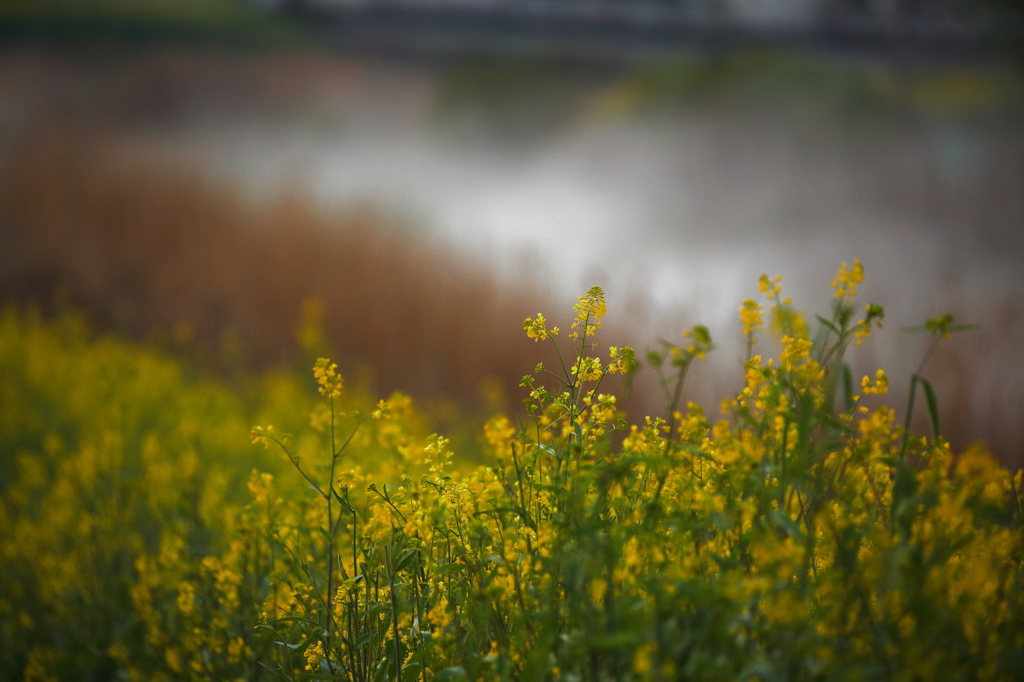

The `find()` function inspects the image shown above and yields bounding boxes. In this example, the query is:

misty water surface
[149,58,1023,331]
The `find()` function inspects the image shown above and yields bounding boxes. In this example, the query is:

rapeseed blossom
[313,357,343,398]
[3,267,1018,682]
[832,259,865,300]
[570,285,606,339]
[739,298,763,340]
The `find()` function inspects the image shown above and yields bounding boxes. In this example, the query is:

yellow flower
[570,285,606,339]
[304,641,325,672]
[249,425,275,448]
[832,259,865,300]
[571,356,603,382]
[861,369,889,395]
[523,313,559,341]
[739,298,763,339]
[313,357,343,398]
[759,273,783,296]
[780,336,813,370]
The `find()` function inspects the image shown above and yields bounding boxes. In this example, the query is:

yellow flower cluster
[607,345,636,375]
[523,312,558,341]
[313,357,343,398]
[739,298,763,339]
[759,272,783,296]
[244,277,1018,682]
[569,285,606,340]
[832,259,865,300]
[780,334,814,369]
[861,369,889,395]
[304,641,325,672]
[2,266,1017,682]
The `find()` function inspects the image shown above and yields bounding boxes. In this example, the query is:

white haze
[160,59,1022,331]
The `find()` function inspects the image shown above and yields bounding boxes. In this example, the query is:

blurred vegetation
[610,52,1022,116]
[2,273,1022,680]
[247,278,1024,682]
[0,303,443,679]
[0,0,311,48]
[436,48,1024,129]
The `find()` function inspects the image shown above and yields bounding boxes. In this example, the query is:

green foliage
[595,50,1024,121]
[2,263,1022,681]
[0,0,311,48]
[250,265,1023,682]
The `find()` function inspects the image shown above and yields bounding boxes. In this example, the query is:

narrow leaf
[371,658,391,682]
[431,562,466,576]
[920,377,941,440]
[331,486,353,512]
[434,666,468,681]
[393,548,419,574]
[402,662,423,682]
[816,314,841,335]
[257,661,289,679]
[842,363,854,414]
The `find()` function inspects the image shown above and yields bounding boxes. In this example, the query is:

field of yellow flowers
[2,264,1022,681]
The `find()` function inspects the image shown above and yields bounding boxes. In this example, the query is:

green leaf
[769,509,804,539]
[270,617,313,624]
[816,314,841,335]
[281,632,320,654]
[257,661,289,679]
[297,673,346,681]
[709,511,733,531]
[920,377,941,440]
[679,443,714,461]
[709,551,742,571]
[900,375,919,460]
[371,658,392,682]
[891,460,919,537]
[331,486,354,512]
[431,562,466,576]
[434,666,468,681]
[842,363,855,414]
[393,547,419,574]
[402,662,423,682]
[589,632,644,650]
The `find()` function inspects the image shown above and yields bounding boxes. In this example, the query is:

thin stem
[899,375,919,461]
[549,335,571,384]
[795,489,818,579]
[915,335,942,378]
[1009,472,1022,528]
[653,362,672,407]
[370,486,408,524]
[326,395,336,669]
[664,359,691,443]
[276,439,327,500]
[387,545,403,682]
[334,420,364,459]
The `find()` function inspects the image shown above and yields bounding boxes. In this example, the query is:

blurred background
[2,0,1023,465]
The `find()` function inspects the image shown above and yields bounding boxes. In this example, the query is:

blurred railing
[281,0,1003,61]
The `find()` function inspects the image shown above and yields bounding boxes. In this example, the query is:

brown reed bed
[0,129,561,411]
